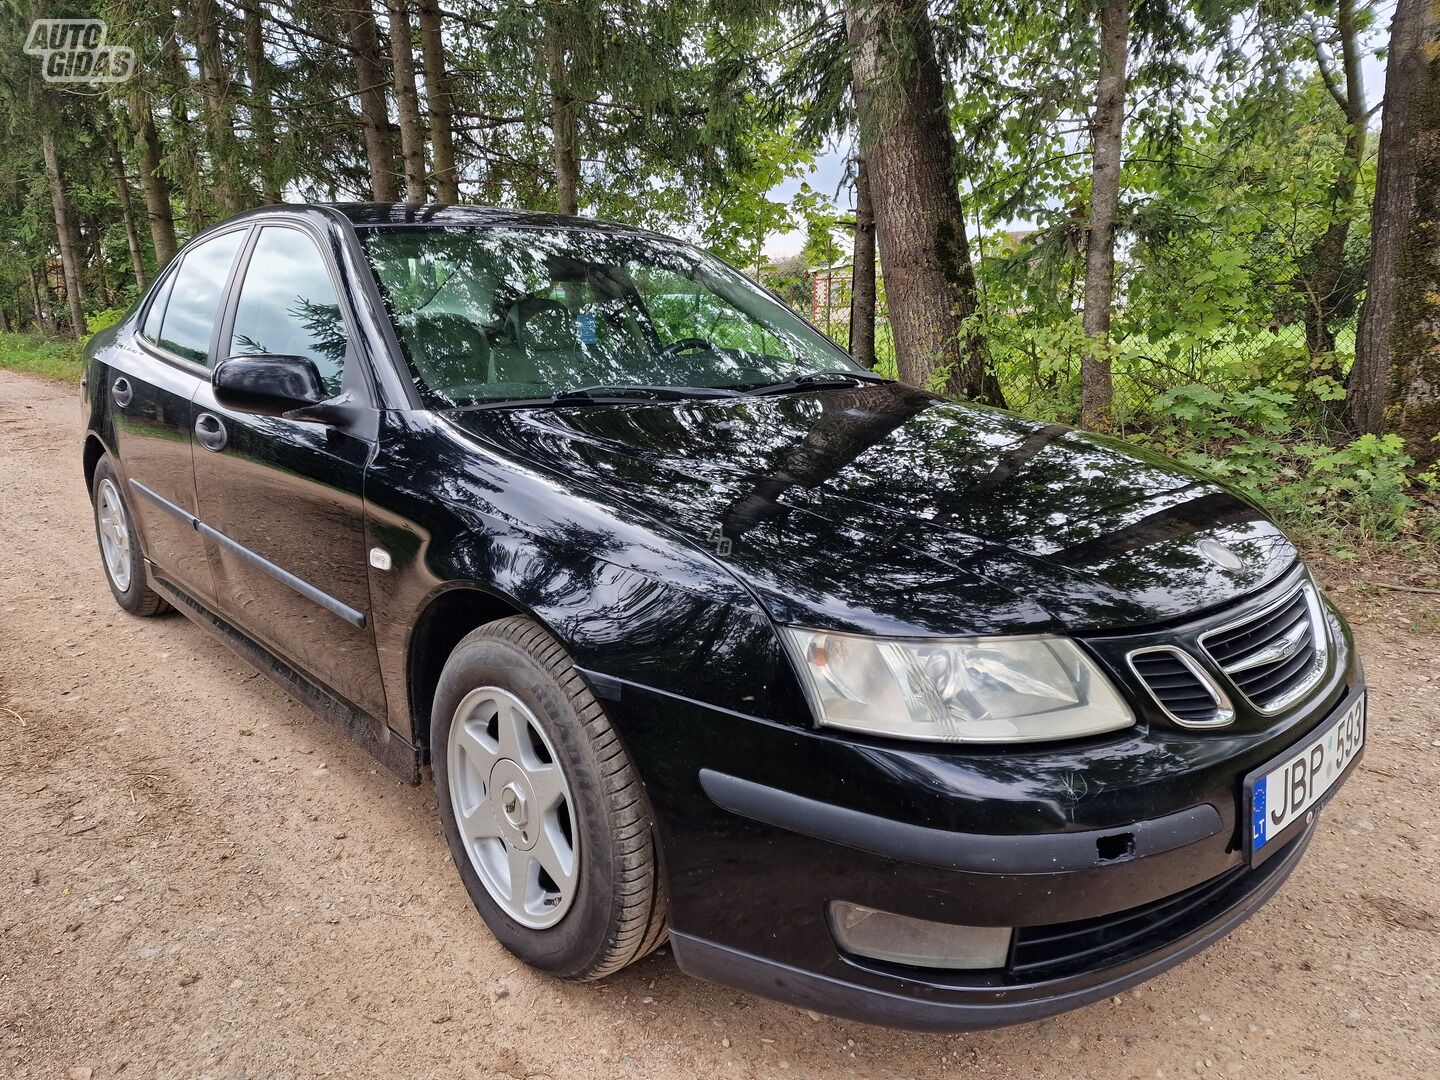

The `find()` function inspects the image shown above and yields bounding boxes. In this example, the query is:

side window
[140,264,177,341]
[157,230,246,365]
[229,227,348,394]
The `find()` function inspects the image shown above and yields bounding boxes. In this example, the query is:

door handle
[111,377,132,408]
[195,412,228,452]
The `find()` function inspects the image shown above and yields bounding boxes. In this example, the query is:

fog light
[828,902,1012,970]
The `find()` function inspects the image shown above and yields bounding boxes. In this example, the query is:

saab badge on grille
[1198,539,1243,571]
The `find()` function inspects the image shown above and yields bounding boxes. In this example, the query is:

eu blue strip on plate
[1253,780,1268,849]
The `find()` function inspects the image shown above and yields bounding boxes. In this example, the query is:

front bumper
[590,627,1364,1030]
[669,820,1315,1030]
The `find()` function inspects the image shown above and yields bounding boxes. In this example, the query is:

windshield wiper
[454,384,743,411]
[743,369,894,396]
[552,384,744,402]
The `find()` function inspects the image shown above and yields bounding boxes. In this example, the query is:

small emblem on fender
[368,547,392,571]
[1197,539,1243,571]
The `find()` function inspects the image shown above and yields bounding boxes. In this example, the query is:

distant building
[994,228,1038,251]
[810,261,853,327]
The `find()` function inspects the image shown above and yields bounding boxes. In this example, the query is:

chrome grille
[1201,582,1327,712]
[1128,647,1232,727]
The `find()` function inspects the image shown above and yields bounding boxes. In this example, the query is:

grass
[0,332,84,383]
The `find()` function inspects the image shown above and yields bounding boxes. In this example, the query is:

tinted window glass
[229,227,348,394]
[359,227,858,408]
[141,265,177,341]
[158,230,246,364]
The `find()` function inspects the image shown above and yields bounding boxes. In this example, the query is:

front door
[190,224,387,719]
[113,227,249,602]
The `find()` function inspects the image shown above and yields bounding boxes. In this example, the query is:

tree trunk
[94,224,113,307]
[41,133,87,339]
[345,1,401,202]
[849,154,877,368]
[128,95,178,266]
[385,0,428,203]
[844,0,1002,404]
[193,0,247,215]
[1348,0,1426,432]
[417,0,459,202]
[1385,1,1440,469]
[27,265,52,333]
[824,265,833,332]
[66,214,87,306]
[245,1,282,204]
[109,126,149,290]
[160,32,205,233]
[1080,0,1129,432]
[1302,0,1367,381]
[548,16,580,216]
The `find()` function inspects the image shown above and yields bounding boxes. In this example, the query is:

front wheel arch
[405,585,532,761]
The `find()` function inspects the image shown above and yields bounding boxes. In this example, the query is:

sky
[763,144,849,259]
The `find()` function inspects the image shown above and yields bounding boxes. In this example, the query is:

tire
[432,616,667,980]
[91,455,169,617]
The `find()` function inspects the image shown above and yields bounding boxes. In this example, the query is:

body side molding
[128,479,367,629]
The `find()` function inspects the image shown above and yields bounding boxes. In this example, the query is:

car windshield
[358,225,865,408]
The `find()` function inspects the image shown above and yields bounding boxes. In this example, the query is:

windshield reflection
[358,226,863,407]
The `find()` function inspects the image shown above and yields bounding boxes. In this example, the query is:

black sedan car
[80,204,1365,1030]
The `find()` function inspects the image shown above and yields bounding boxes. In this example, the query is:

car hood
[446,383,1296,636]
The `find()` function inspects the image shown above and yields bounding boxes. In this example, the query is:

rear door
[113,227,249,603]
[189,223,387,718]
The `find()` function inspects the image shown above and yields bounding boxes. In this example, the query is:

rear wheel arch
[83,433,109,493]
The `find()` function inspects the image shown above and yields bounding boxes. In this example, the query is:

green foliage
[696,121,815,269]
[0,333,84,383]
[0,0,1426,556]
[86,307,129,334]
[1139,384,1420,542]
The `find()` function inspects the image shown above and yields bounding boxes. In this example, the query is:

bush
[1138,384,1422,543]
[86,307,129,334]
[0,332,84,383]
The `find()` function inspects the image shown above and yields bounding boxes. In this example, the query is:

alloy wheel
[446,686,580,928]
[95,477,132,592]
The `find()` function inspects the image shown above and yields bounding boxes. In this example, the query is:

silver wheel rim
[447,686,580,929]
[96,478,132,592]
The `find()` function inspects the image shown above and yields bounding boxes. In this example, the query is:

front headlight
[782,628,1134,744]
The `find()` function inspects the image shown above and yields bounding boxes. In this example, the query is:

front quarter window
[359,226,862,408]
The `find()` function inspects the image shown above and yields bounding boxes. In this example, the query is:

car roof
[321,202,635,231]
[212,202,677,244]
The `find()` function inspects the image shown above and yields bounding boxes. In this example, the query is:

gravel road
[2,368,1436,1080]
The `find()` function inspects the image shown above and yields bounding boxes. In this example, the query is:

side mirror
[212,354,326,417]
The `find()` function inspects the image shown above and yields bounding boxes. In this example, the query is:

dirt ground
[1,368,1436,1080]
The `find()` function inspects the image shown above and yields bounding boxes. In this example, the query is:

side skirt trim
[147,564,420,783]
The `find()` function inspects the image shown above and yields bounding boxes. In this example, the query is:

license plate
[1247,694,1365,862]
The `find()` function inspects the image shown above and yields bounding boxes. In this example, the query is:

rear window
[155,230,246,365]
[140,265,177,341]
